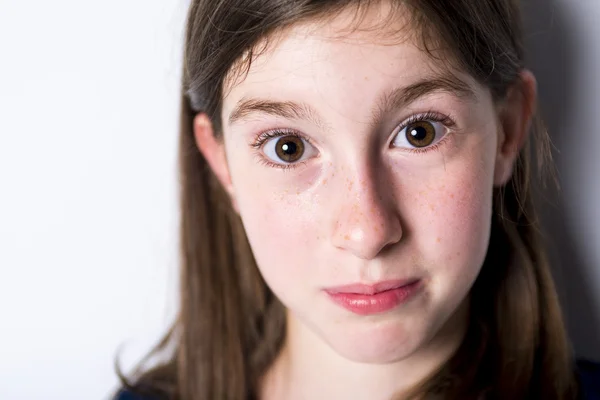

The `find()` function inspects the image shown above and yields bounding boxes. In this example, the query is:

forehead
[222,3,479,125]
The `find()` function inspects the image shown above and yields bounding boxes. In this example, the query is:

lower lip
[326,280,422,315]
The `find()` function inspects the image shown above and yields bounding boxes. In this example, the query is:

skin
[194,3,536,399]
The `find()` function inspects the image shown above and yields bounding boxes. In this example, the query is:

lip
[324,279,422,315]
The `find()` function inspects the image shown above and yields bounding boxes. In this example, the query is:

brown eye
[275,136,304,162]
[261,131,317,167]
[392,119,445,150]
[405,121,436,148]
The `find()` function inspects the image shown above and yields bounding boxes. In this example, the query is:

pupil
[410,126,427,141]
[282,141,297,154]
[275,135,304,162]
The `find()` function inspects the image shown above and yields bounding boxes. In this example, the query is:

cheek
[406,146,496,287]
[224,137,325,301]
[431,176,492,264]
[232,175,319,295]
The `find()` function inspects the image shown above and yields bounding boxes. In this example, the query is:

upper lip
[325,279,420,295]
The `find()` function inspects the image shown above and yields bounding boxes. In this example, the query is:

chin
[323,317,429,364]
[329,300,468,366]
[335,343,420,365]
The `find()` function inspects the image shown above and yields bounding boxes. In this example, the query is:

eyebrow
[227,73,476,127]
[228,98,328,129]
[372,74,476,123]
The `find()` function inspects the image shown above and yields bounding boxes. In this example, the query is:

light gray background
[0,1,598,399]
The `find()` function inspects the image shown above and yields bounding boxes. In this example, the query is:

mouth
[325,278,421,295]
[324,279,422,315]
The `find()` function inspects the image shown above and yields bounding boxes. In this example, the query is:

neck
[260,300,469,400]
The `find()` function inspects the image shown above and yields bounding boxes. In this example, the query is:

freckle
[449,193,455,199]
[344,234,350,240]
[296,190,300,194]
[436,237,441,243]
[429,204,435,211]
[322,178,328,184]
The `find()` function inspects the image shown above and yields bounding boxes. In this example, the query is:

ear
[193,113,238,212]
[493,69,537,187]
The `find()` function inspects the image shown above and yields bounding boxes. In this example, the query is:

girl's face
[198,5,523,364]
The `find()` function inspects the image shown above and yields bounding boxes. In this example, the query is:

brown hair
[117,0,579,399]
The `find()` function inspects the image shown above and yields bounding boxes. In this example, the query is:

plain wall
[0,1,185,398]
[0,1,598,399]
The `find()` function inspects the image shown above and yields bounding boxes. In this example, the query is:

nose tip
[332,192,403,260]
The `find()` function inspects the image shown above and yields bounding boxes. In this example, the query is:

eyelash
[251,128,312,170]
[250,111,456,169]
[394,111,456,155]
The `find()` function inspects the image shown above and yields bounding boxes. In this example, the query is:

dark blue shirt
[578,359,600,399]
[114,359,600,399]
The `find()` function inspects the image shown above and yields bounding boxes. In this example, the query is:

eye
[392,120,446,149]
[262,134,317,165]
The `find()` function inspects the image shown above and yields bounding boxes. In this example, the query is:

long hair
[117,1,579,399]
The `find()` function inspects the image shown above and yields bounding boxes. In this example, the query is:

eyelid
[251,128,311,149]
[394,111,455,133]
[252,128,318,169]
[389,111,455,146]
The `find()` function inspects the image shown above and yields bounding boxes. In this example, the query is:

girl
[116,0,600,399]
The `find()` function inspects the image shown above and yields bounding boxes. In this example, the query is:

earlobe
[493,70,537,187]
[193,113,238,211]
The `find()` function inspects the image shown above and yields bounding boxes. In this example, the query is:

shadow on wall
[523,0,600,360]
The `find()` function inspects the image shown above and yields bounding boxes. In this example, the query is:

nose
[330,167,403,260]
